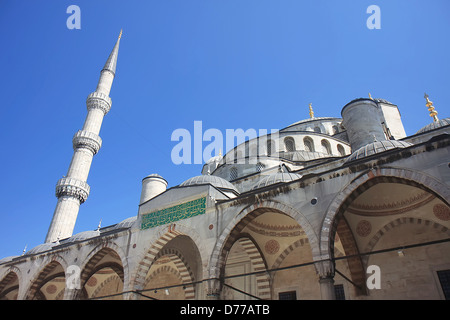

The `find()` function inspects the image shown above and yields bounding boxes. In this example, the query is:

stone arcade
[0,32,449,300]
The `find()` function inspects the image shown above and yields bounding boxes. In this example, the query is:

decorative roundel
[87,276,98,287]
[46,284,57,294]
[265,239,280,255]
[433,204,450,221]
[356,220,372,237]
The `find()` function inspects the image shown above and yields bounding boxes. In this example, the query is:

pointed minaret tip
[102,31,122,76]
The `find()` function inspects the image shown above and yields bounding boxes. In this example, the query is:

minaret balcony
[72,130,102,155]
[55,177,90,203]
[86,92,112,115]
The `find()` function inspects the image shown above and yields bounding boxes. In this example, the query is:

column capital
[315,259,335,279]
[205,278,222,300]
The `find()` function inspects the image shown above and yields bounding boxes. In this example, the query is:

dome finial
[309,103,314,119]
[424,93,439,122]
[368,93,373,100]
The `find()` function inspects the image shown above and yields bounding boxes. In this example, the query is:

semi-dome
[201,154,223,175]
[345,140,412,162]
[205,154,223,164]
[66,230,100,243]
[291,150,328,161]
[416,118,450,134]
[252,172,303,190]
[180,175,239,194]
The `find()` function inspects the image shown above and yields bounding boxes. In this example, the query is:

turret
[139,174,168,205]
[341,98,386,151]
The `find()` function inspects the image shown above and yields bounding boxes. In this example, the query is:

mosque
[0,32,449,300]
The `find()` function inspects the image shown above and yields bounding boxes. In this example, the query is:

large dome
[252,172,303,190]
[416,118,450,134]
[345,140,412,162]
[180,175,239,194]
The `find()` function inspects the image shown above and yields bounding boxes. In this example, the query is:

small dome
[416,118,450,134]
[143,173,167,182]
[373,98,395,105]
[66,230,100,243]
[180,175,239,194]
[0,256,18,264]
[346,140,412,162]
[113,216,137,230]
[26,243,57,255]
[252,172,303,190]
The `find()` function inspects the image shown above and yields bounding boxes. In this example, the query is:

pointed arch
[320,167,450,262]
[362,217,450,266]
[0,267,20,300]
[71,241,128,300]
[209,200,319,285]
[25,256,67,300]
[132,223,204,298]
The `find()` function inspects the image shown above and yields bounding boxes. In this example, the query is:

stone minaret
[45,31,122,243]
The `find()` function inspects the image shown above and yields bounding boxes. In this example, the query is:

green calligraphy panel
[141,197,206,230]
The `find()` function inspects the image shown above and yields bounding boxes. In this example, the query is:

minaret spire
[309,103,314,119]
[45,31,122,243]
[102,29,122,76]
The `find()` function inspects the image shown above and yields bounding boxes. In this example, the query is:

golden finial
[118,29,123,40]
[424,93,439,122]
[219,149,222,157]
[309,103,314,119]
[368,93,373,100]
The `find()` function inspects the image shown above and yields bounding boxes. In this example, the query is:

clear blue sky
[0,0,448,259]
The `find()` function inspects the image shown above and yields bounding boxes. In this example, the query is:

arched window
[303,137,314,152]
[230,167,238,180]
[267,140,275,156]
[321,139,331,155]
[314,127,321,133]
[337,144,346,156]
[284,137,295,152]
